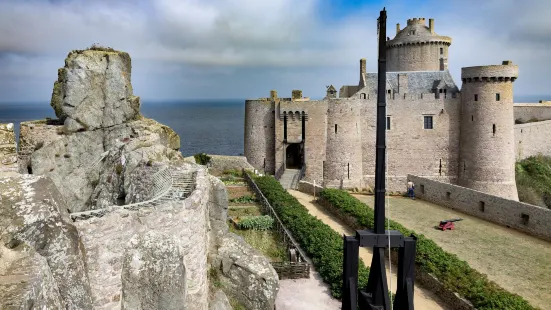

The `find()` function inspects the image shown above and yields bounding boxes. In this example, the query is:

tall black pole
[363,8,390,308]
[374,8,387,235]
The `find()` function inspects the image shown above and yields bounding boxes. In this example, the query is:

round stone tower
[458,61,519,200]
[323,100,362,189]
[244,96,275,174]
[387,18,451,72]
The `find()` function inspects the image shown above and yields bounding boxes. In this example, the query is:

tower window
[474,94,478,101]
[348,163,350,179]
[387,89,391,94]
[440,47,443,54]
[472,115,474,121]
[493,124,496,136]
[423,116,433,129]
[496,93,501,101]
[335,124,338,134]
[386,117,391,130]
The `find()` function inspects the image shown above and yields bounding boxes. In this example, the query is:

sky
[0,0,550,102]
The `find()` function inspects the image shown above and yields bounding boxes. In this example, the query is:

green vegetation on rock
[236,215,274,231]
[318,189,536,310]
[194,153,211,165]
[516,155,551,209]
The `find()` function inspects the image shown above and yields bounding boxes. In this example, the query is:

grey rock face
[18,117,182,212]
[0,175,93,309]
[214,233,279,310]
[0,244,64,309]
[121,231,187,310]
[209,290,232,310]
[0,123,18,176]
[51,49,140,132]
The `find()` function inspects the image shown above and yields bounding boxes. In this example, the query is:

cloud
[0,0,550,102]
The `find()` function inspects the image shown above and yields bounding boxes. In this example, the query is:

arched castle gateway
[244,17,546,200]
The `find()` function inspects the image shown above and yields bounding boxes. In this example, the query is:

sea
[0,100,245,157]
[0,95,548,157]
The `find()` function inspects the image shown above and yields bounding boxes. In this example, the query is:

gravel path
[277,190,448,310]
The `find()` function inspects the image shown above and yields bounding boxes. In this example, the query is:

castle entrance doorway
[286,143,303,169]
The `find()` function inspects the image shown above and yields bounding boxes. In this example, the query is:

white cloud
[0,0,550,102]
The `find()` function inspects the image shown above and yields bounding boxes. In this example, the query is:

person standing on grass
[407,180,415,199]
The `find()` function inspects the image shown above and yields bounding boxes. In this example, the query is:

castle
[244,17,551,201]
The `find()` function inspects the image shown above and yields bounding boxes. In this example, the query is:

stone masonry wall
[274,100,328,183]
[514,120,551,160]
[324,99,362,188]
[409,174,551,242]
[458,64,519,201]
[244,99,275,174]
[359,93,461,192]
[514,104,551,123]
[74,165,211,310]
[387,43,449,72]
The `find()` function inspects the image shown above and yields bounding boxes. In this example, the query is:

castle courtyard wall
[514,120,551,160]
[514,104,551,123]
[408,174,551,242]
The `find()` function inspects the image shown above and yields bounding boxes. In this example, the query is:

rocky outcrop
[0,123,18,176]
[17,48,183,212]
[0,175,93,309]
[51,49,140,132]
[209,290,232,310]
[2,47,279,310]
[207,155,254,175]
[121,231,186,310]
[212,234,279,310]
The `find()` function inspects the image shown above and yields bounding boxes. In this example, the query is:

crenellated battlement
[461,61,518,83]
[407,17,426,26]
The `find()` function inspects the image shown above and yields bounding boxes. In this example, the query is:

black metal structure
[341,8,418,310]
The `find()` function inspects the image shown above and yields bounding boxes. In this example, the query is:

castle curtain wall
[360,94,461,191]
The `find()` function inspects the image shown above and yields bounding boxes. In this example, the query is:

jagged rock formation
[51,49,140,132]
[1,47,279,310]
[18,48,182,212]
[0,123,18,177]
[0,175,93,309]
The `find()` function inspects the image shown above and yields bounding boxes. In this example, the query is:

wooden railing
[243,170,310,279]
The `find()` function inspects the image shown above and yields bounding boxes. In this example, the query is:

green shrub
[229,195,257,204]
[250,173,369,298]
[516,155,551,209]
[318,189,536,310]
[194,153,211,165]
[236,215,274,231]
[223,169,243,177]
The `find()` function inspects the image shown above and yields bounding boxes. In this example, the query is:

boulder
[0,175,93,309]
[0,244,64,309]
[214,233,279,310]
[121,231,186,310]
[207,155,254,175]
[0,123,18,176]
[51,48,140,132]
[209,290,232,310]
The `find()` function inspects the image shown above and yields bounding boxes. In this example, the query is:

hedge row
[318,189,536,310]
[251,174,369,298]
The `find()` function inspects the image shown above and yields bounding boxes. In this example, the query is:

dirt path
[287,190,449,310]
[353,194,551,310]
[276,270,342,310]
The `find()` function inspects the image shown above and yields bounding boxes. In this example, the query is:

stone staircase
[279,169,301,190]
